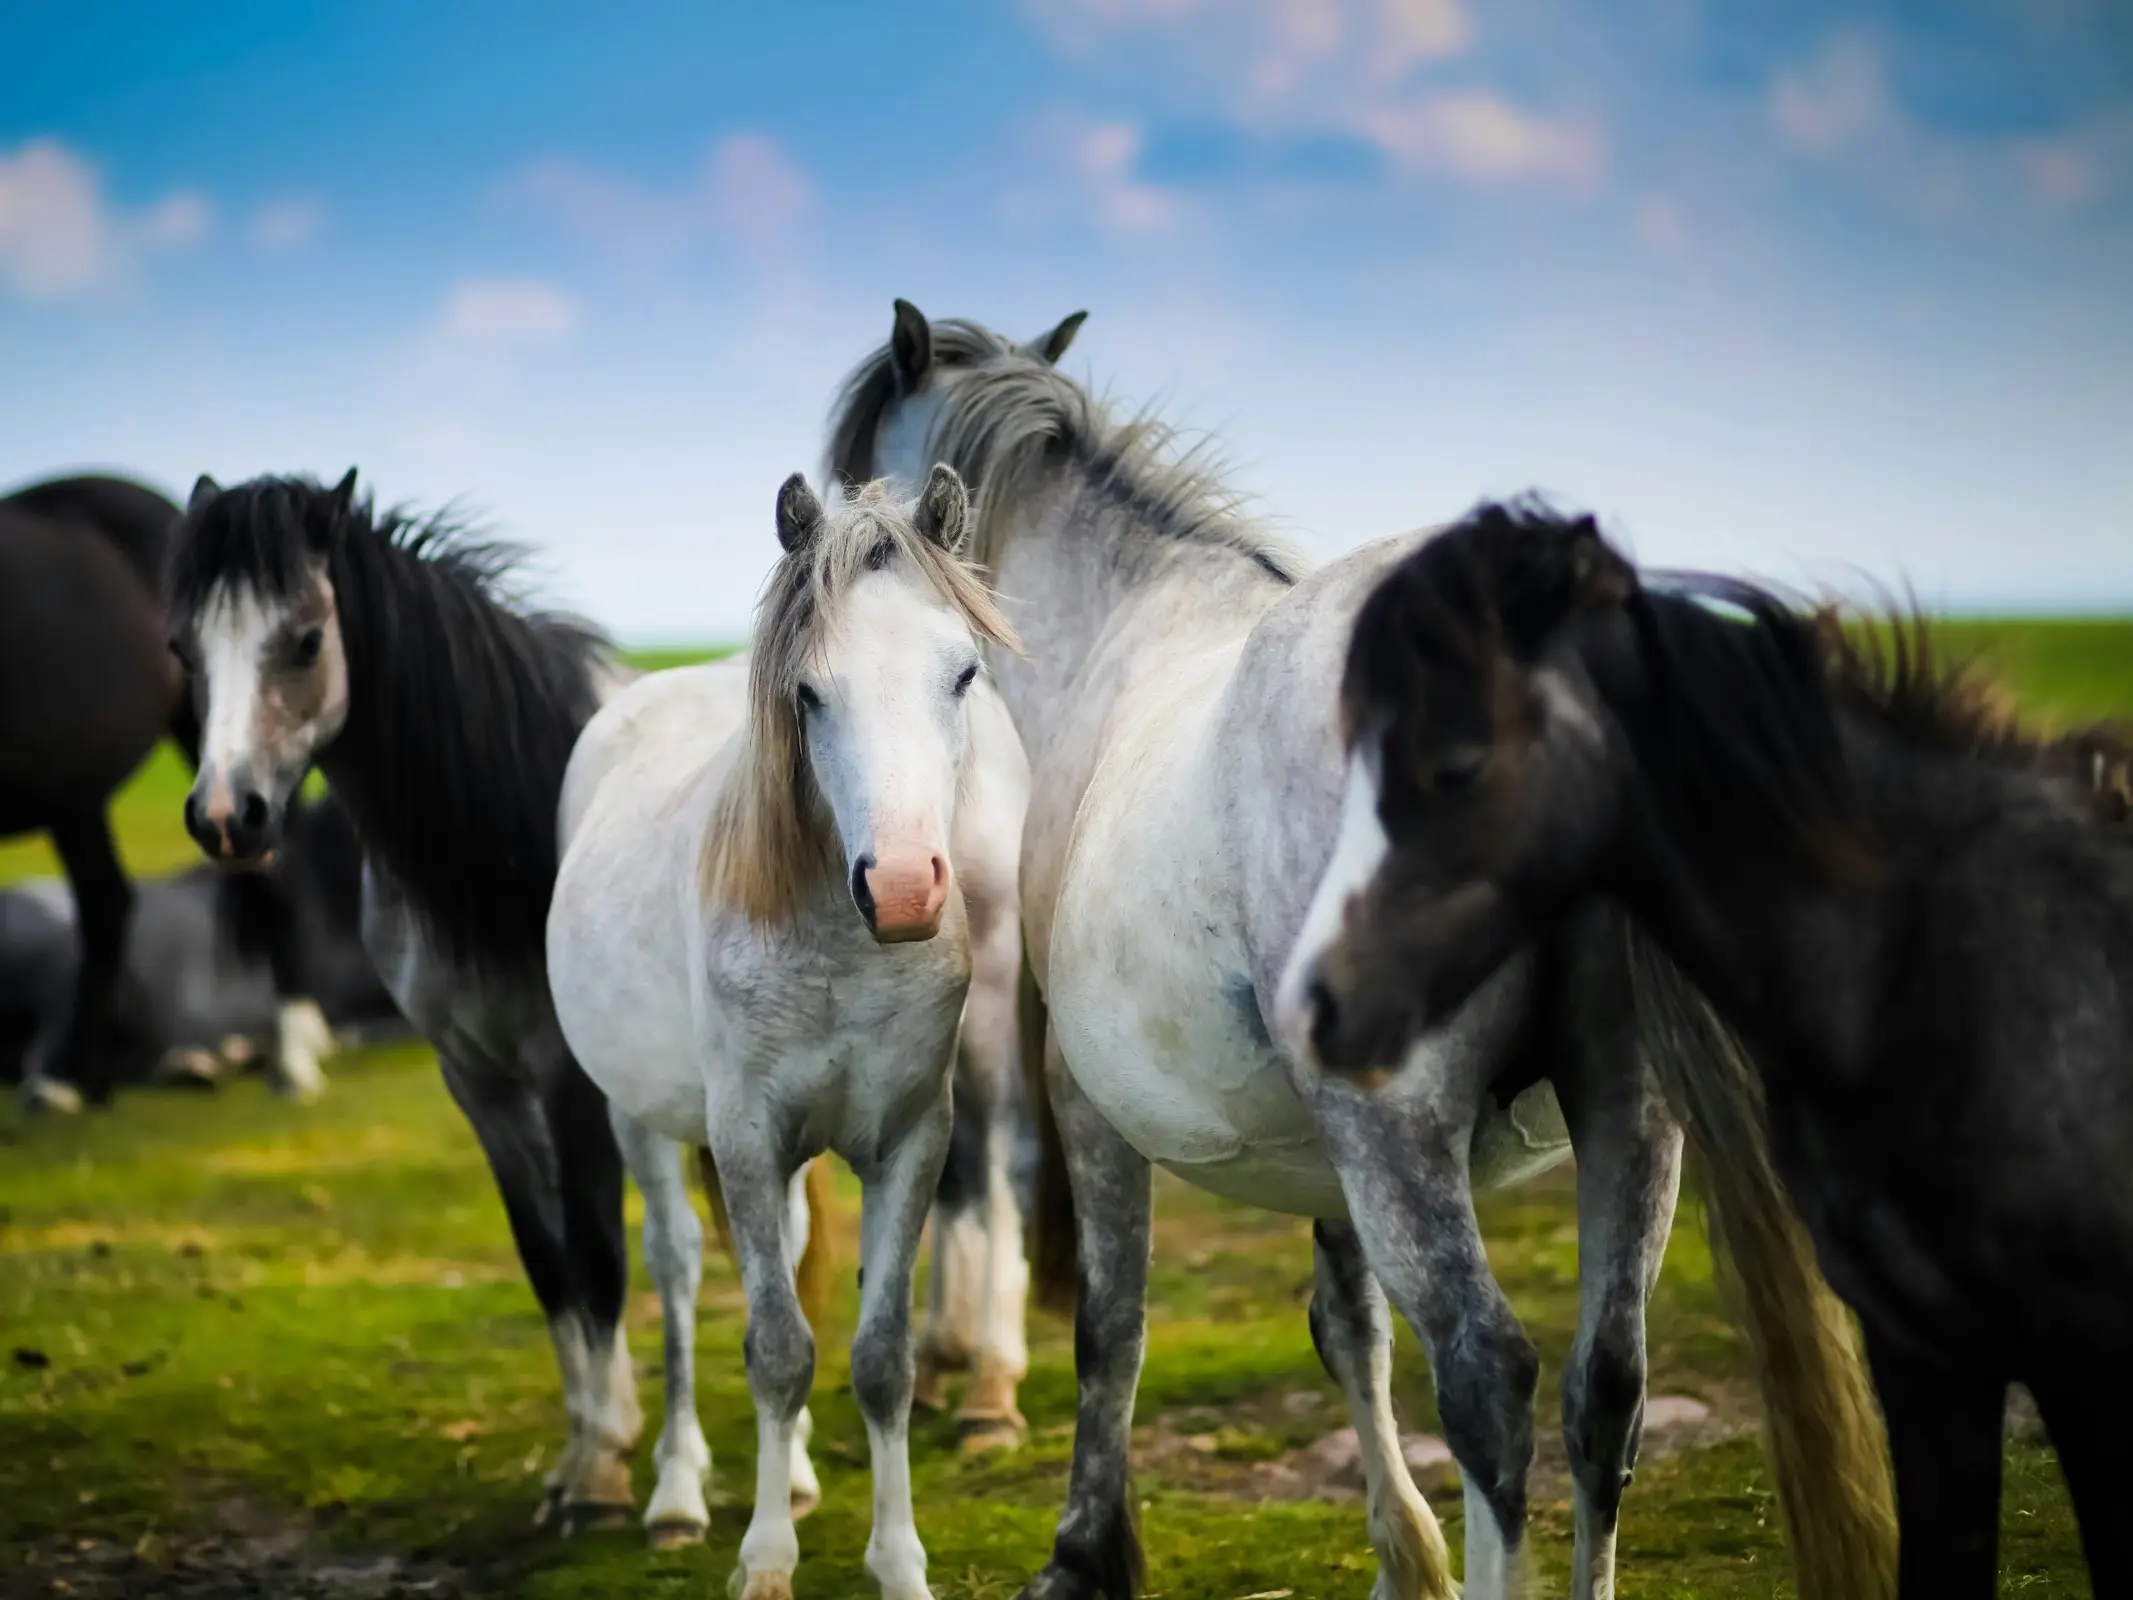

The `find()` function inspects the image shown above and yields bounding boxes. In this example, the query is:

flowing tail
[1020,946,1079,1314]
[698,1149,839,1331]
[1628,932,1898,1600]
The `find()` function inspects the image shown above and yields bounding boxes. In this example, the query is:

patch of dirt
[1135,1390,1754,1506]
[7,1499,478,1600]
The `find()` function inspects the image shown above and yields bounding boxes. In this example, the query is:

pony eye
[292,627,324,668]
[953,662,979,697]
[168,637,195,671]
[1430,748,1488,793]
[796,682,824,714]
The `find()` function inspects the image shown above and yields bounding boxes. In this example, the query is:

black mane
[171,475,610,977]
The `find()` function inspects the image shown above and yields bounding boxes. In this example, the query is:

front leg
[1309,1220,1457,1600]
[1863,1327,2004,1600]
[851,1095,956,1600]
[1314,1074,1539,1600]
[1019,1041,1153,1600]
[1552,913,1683,1600]
[704,1124,817,1600]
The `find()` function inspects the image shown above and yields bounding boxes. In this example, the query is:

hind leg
[958,913,1032,1449]
[49,810,133,1106]
[611,1109,711,1548]
[1864,1327,2003,1600]
[1552,917,1683,1600]
[1311,1220,1456,1600]
[1018,1045,1151,1600]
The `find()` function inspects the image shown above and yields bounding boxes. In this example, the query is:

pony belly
[1048,979,1348,1219]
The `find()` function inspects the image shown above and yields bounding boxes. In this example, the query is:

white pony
[547,468,1028,1600]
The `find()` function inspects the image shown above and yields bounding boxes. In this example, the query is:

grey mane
[828,317,1306,588]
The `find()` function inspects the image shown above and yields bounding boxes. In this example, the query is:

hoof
[957,1413,1028,1455]
[21,1078,84,1116]
[646,1516,707,1551]
[730,1569,796,1600]
[559,1499,637,1537]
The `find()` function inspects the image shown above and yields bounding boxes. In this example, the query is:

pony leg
[960,1110,1031,1449]
[709,1128,817,1600]
[542,1049,638,1529]
[1315,1079,1538,1600]
[1019,1046,1152,1600]
[48,809,133,1106]
[783,1166,822,1512]
[610,1109,711,1548]
[1553,918,1684,1600]
[853,1095,955,1600]
[1310,1220,1456,1600]
[437,1043,623,1530]
[1863,1327,2003,1600]
[957,912,1032,1448]
[272,996,334,1100]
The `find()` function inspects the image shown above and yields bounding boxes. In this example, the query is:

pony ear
[1026,309,1088,366]
[776,472,825,554]
[188,474,221,515]
[890,299,932,394]
[307,467,358,555]
[914,463,969,555]
[1565,517,1637,610]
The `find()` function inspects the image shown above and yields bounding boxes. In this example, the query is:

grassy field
[2,620,2126,1598]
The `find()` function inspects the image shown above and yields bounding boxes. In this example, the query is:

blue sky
[3,1,2128,640]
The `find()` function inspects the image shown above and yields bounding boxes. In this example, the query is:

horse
[1283,501,2133,1598]
[1,474,189,1107]
[0,793,401,1091]
[826,303,1888,1600]
[547,467,1027,1600]
[168,468,698,1533]
[1,471,341,1109]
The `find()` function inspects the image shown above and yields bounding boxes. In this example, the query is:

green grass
[2,622,2127,1596]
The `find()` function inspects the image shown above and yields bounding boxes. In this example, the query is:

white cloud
[511,132,815,263]
[1022,0,1594,192]
[0,139,209,299]
[440,279,581,346]
[248,196,327,253]
[1359,91,1603,185]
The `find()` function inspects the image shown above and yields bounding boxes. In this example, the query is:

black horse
[1292,502,2133,1599]
[0,476,190,1104]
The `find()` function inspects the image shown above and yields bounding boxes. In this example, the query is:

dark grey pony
[0,795,402,1091]
[1291,502,2133,1599]
[166,470,644,1529]
[821,304,1887,1600]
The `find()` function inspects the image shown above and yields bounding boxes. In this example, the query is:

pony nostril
[237,790,270,834]
[851,853,878,930]
[183,792,205,837]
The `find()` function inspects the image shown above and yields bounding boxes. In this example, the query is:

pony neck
[315,532,599,977]
[982,479,1290,760]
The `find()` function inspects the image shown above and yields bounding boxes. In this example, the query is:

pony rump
[700,478,1019,924]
